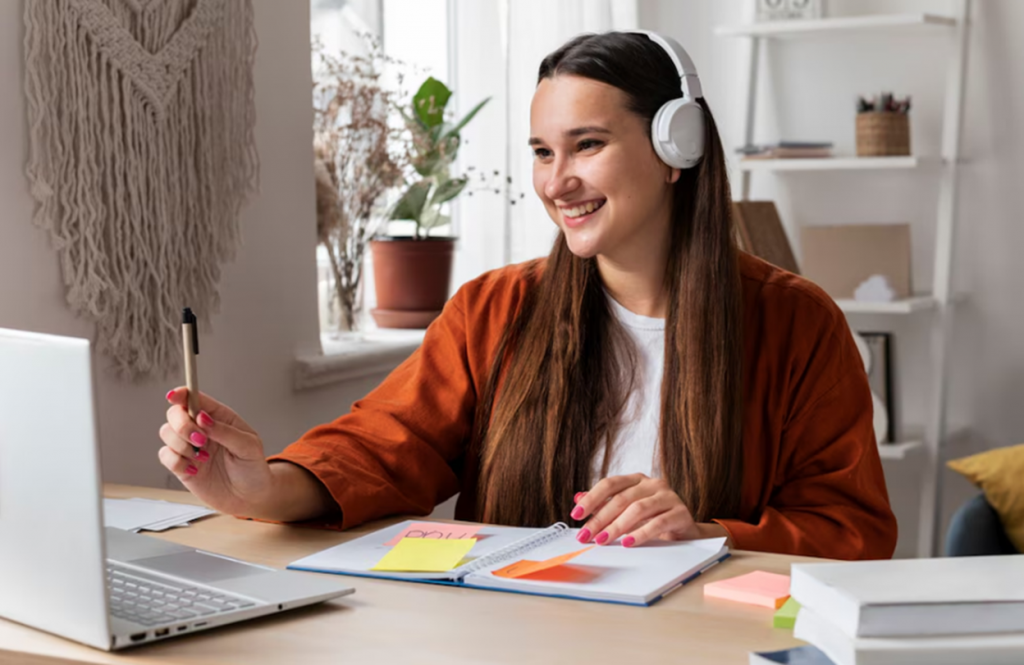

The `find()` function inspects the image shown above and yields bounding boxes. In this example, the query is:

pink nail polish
[185,464,198,476]
[577,528,592,543]
[570,506,584,520]
[195,450,210,462]
[197,411,214,428]
[622,535,636,548]
[596,531,610,545]
[166,390,175,401]
[574,492,584,503]
[189,431,207,446]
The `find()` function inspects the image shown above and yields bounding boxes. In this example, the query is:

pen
[181,307,200,453]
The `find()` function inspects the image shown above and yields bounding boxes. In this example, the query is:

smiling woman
[158,30,898,562]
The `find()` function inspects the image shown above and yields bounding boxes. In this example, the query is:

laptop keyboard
[107,562,257,627]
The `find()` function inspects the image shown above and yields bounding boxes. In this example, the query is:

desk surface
[0,485,817,665]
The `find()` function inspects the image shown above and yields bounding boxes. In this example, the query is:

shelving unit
[836,296,937,315]
[718,3,972,558]
[735,156,942,172]
[878,440,924,461]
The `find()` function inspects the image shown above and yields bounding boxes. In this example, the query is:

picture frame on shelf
[859,331,897,445]
[756,0,823,21]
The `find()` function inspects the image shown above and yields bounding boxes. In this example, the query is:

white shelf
[836,296,937,315]
[715,13,956,39]
[736,156,942,172]
[878,440,924,461]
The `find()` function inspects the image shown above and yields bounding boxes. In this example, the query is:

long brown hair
[475,32,744,527]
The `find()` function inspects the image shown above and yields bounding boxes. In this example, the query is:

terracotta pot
[370,236,454,329]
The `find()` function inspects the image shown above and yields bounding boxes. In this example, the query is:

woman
[160,32,897,560]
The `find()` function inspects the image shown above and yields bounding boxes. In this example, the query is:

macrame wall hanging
[24,0,258,379]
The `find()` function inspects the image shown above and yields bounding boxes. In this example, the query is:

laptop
[0,327,354,650]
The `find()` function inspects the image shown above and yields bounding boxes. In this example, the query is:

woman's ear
[667,167,681,184]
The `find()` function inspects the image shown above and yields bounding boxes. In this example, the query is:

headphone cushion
[652,98,706,169]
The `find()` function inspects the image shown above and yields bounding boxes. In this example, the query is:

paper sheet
[371,537,477,573]
[383,521,482,547]
[103,498,216,532]
[491,546,594,579]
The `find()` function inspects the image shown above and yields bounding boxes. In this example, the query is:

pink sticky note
[384,522,482,547]
[703,571,791,609]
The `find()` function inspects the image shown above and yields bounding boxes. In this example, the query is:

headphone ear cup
[651,98,706,169]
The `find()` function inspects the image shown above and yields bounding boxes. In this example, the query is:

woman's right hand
[158,388,276,518]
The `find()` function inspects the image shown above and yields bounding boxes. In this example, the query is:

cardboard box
[733,201,800,275]
[800,224,911,300]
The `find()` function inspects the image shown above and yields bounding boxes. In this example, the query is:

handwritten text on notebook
[384,522,483,547]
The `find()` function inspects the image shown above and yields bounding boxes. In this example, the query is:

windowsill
[294,329,426,390]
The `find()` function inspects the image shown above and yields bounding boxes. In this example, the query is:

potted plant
[370,77,490,329]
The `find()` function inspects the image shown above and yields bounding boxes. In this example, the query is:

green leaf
[440,97,490,141]
[413,150,447,177]
[430,176,468,206]
[413,77,451,128]
[420,207,451,231]
[389,181,432,221]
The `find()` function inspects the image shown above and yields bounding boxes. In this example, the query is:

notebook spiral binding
[455,522,571,577]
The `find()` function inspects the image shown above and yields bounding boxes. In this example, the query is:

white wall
[0,0,385,489]
[639,0,1024,555]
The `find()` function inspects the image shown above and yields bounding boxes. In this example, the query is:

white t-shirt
[590,296,665,483]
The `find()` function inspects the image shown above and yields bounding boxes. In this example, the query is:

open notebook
[288,521,729,606]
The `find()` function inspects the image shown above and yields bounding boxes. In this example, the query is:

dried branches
[313,37,411,330]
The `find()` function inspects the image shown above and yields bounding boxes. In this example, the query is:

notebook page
[465,531,728,605]
[288,520,542,581]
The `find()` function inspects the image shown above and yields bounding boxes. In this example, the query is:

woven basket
[856,112,911,157]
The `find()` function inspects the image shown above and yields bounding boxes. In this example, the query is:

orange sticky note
[491,546,594,579]
[384,522,482,547]
[703,571,791,609]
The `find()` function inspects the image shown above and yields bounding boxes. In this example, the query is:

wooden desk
[0,485,817,664]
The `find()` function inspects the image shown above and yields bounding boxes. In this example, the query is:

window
[311,0,451,334]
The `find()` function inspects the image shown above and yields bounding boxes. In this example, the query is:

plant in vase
[313,38,412,334]
[370,77,492,329]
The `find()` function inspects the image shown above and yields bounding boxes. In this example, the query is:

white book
[288,520,729,606]
[790,555,1024,638]
[794,608,1024,665]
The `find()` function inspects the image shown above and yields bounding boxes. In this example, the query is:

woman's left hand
[570,473,727,547]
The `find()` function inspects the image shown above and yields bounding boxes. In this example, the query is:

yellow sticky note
[371,537,477,573]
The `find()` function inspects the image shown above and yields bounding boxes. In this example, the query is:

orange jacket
[271,253,898,560]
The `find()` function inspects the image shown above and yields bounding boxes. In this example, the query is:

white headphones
[632,30,706,170]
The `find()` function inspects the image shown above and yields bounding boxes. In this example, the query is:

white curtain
[450,0,638,287]
[506,0,639,263]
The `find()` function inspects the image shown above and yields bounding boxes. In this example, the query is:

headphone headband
[632,30,703,101]
[626,30,706,169]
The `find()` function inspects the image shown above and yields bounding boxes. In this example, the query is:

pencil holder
[856,112,911,157]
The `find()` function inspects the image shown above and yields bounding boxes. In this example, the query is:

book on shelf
[738,142,834,159]
[790,555,1024,638]
[288,520,730,606]
[793,606,1024,665]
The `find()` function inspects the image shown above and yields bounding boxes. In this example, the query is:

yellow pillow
[947,444,1024,552]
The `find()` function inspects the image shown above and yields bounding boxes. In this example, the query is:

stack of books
[738,142,833,159]
[786,556,1024,665]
